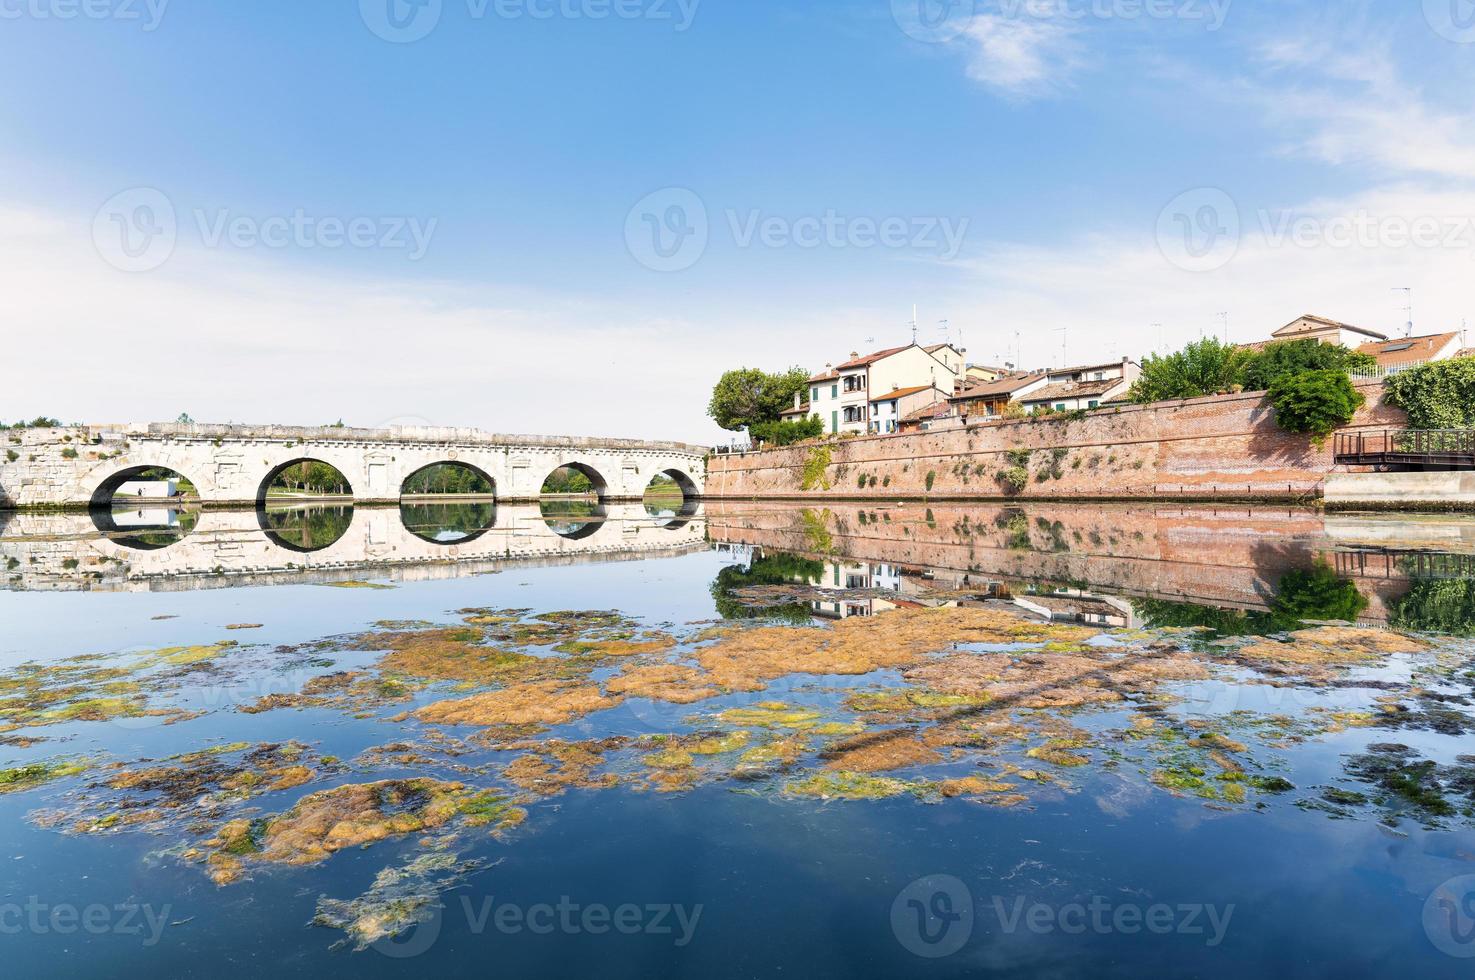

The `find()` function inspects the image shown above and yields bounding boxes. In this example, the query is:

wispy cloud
[1249,37,1475,181]
[957,13,1084,99]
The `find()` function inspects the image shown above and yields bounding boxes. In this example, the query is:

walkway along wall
[705,382,1403,502]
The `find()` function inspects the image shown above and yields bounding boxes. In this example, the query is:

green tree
[1385,358,1475,430]
[1267,369,1365,445]
[1240,339,1377,392]
[707,367,811,433]
[176,412,195,424]
[1129,338,1250,403]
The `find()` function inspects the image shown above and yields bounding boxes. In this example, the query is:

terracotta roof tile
[1355,332,1461,367]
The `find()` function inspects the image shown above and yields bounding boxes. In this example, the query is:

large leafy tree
[707,367,811,433]
[1129,338,1250,403]
[1240,339,1376,392]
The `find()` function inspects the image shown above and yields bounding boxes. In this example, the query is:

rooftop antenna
[1393,287,1413,337]
[1151,322,1164,354]
[908,305,919,345]
[1217,312,1229,344]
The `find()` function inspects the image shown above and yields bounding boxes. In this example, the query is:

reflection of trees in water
[261,506,355,551]
[1388,567,1475,636]
[400,502,496,543]
[711,551,826,624]
[1138,561,1369,637]
[540,499,603,538]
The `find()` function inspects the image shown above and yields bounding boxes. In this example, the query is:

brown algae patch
[196,778,521,884]
[1236,626,1429,675]
[606,664,720,704]
[821,729,942,772]
[695,607,1095,692]
[500,739,622,796]
[416,680,621,727]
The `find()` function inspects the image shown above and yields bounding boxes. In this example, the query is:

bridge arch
[257,458,354,505]
[541,461,608,501]
[89,463,197,509]
[400,461,497,499]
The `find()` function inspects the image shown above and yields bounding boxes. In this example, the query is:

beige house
[868,384,951,434]
[1240,314,1388,353]
[807,343,962,435]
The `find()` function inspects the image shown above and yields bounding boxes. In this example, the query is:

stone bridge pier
[0,423,708,509]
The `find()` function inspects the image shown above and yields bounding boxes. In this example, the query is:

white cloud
[956,13,1084,99]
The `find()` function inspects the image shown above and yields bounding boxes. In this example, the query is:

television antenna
[1151,322,1164,354]
[1217,312,1229,343]
[907,305,919,345]
[1392,287,1413,337]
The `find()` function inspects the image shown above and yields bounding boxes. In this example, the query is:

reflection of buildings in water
[110,508,182,529]
[1013,590,1138,629]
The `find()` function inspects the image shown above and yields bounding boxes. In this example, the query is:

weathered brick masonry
[705,383,1402,501]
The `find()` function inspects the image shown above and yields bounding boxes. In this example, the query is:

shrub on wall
[1267,370,1365,446]
[997,467,1029,493]
[751,415,824,447]
[1385,358,1475,430]
[800,446,833,491]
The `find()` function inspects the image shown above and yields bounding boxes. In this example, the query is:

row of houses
[780,314,1472,440]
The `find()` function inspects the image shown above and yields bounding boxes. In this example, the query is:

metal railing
[1333,428,1475,467]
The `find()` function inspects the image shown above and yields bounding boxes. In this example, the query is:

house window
[1094,372,1104,381]
[1056,403,1066,412]
[811,386,819,402]
[831,384,838,399]
[1088,400,1099,409]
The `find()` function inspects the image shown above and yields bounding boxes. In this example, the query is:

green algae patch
[457,790,527,832]
[0,758,89,794]
[1026,746,1090,768]
[717,702,831,730]
[786,770,915,801]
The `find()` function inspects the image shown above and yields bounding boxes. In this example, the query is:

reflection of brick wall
[706,501,1406,623]
[708,383,1403,501]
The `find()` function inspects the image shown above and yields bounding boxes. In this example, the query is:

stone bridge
[0,423,708,509]
[0,502,708,592]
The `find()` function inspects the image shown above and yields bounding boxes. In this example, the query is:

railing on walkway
[1333,429,1475,469]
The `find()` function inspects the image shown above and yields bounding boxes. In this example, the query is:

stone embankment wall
[705,383,1402,502]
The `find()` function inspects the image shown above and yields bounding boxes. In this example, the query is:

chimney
[850,351,859,359]
[794,391,802,410]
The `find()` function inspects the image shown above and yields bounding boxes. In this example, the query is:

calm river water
[2,499,1475,978]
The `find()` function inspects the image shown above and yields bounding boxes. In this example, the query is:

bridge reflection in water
[0,499,707,592]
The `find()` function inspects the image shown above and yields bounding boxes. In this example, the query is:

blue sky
[3,0,1474,441]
